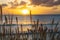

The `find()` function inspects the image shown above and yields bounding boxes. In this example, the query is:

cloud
[1,4,7,6]
[31,0,60,7]
[20,1,26,5]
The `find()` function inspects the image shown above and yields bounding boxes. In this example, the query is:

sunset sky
[0,0,60,15]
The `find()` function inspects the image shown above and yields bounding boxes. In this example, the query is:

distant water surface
[2,14,60,31]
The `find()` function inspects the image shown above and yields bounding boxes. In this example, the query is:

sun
[21,9,29,15]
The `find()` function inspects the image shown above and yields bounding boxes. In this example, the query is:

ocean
[0,14,60,40]
[2,14,60,31]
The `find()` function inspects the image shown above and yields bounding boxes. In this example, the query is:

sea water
[0,14,60,40]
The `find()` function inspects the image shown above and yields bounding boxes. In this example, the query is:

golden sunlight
[21,9,29,15]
